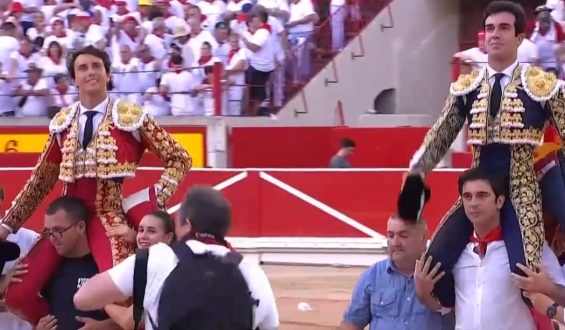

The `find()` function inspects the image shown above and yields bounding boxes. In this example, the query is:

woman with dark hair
[38,41,67,87]
[103,210,176,330]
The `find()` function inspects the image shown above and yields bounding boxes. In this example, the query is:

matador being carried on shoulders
[0,46,192,324]
[408,1,565,308]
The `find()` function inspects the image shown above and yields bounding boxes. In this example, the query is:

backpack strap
[222,251,244,265]
[170,241,196,262]
[133,248,149,330]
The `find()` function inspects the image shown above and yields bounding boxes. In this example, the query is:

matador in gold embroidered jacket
[410,63,565,307]
[1,98,191,324]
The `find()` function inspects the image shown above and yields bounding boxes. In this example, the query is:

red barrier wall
[229,127,429,168]
[0,169,462,238]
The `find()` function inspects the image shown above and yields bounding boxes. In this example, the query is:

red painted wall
[0,169,462,238]
[230,127,429,168]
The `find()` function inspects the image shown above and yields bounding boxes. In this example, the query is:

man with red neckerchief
[74,186,279,330]
[414,168,565,330]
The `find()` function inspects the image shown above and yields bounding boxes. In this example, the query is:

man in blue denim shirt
[340,214,454,330]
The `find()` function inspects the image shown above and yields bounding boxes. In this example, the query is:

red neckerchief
[237,13,248,22]
[228,48,239,63]
[186,230,236,252]
[248,23,271,34]
[54,30,66,38]
[469,226,502,256]
[200,14,207,22]
[198,55,212,65]
[169,62,183,73]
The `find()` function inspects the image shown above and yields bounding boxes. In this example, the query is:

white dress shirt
[453,240,565,330]
[108,240,280,330]
[75,97,141,146]
[486,60,518,90]
[78,97,110,147]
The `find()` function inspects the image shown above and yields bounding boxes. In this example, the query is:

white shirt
[160,70,200,116]
[453,240,565,330]
[0,228,39,330]
[108,240,279,330]
[256,0,290,26]
[9,51,41,80]
[197,0,227,30]
[19,78,49,117]
[187,30,219,62]
[242,28,276,72]
[288,0,316,33]
[486,60,518,90]
[73,97,141,146]
[0,36,19,71]
[144,34,170,62]
[112,57,142,95]
[458,47,488,69]
[518,39,538,64]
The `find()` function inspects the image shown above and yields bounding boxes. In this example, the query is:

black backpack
[133,241,255,330]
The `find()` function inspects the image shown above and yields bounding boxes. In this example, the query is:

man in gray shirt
[330,138,356,168]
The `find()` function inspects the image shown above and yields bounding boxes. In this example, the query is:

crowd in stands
[0,0,362,118]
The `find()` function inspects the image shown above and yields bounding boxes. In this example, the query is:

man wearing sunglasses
[11,196,119,330]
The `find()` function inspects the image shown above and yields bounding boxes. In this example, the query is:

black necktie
[83,111,97,149]
[489,73,505,117]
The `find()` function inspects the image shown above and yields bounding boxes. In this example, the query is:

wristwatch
[547,302,559,318]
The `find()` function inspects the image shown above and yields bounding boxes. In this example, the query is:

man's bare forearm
[340,321,363,330]
[547,284,565,306]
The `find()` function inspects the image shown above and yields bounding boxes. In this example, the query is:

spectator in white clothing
[171,22,194,69]
[286,0,318,81]
[454,31,488,72]
[49,73,77,117]
[242,12,275,115]
[0,20,20,72]
[195,64,229,116]
[143,86,171,116]
[159,52,200,115]
[112,44,142,104]
[144,17,170,62]
[38,41,67,88]
[414,168,565,330]
[213,21,230,63]
[42,17,73,51]
[14,63,49,116]
[26,11,48,51]
[7,37,40,82]
[187,15,218,61]
[0,63,15,117]
[74,186,280,330]
[224,33,247,116]
[197,0,227,31]
[137,44,161,95]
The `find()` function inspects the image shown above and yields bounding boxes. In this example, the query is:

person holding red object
[0,45,191,326]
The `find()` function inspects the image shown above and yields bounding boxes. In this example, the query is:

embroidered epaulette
[49,104,78,134]
[112,101,147,132]
[521,64,560,101]
[449,69,485,96]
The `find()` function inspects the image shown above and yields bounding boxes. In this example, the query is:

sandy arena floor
[263,265,365,330]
